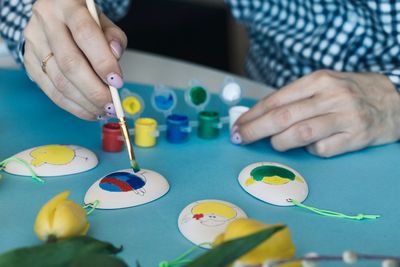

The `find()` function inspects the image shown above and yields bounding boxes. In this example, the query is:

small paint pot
[166,114,190,143]
[198,111,220,139]
[134,118,159,147]
[102,122,123,152]
[229,106,250,130]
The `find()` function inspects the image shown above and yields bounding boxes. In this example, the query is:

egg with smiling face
[238,162,309,206]
[178,200,247,248]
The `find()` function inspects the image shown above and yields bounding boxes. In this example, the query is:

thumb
[99,12,128,59]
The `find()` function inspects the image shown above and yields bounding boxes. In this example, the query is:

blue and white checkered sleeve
[95,0,131,22]
[0,0,33,65]
[381,70,400,92]
[0,0,131,65]
[224,0,256,26]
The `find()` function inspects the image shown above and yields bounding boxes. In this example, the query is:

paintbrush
[86,0,140,172]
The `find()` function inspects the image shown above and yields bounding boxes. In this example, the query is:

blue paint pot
[166,114,190,143]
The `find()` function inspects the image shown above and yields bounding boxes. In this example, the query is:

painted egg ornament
[84,169,169,209]
[178,200,247,248]
[3,145,98,177]
[238,162,308,206]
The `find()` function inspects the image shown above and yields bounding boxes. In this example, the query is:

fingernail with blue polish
[231,132,243,145]
[107,73,123,88]
[104,103,116,114]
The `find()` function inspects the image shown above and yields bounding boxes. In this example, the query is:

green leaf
[71,254,128,267]
[185,225,286,267]
[0,236,128,267]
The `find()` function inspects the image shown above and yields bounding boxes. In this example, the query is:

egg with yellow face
[178,200,247,248]
[3,145,98,177]
[238,162,308,206]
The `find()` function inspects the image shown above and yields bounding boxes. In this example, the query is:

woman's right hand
[23,0,127,120]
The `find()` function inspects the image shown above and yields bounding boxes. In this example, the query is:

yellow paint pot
[134,118,159,147]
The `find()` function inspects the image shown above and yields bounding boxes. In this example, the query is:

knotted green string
[288,199,380,220]
[159,242,211,267]
[82,200,100,215]
[0,157,44,183]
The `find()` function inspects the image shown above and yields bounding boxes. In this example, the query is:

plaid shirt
[1,0,400,90]
[226,0,400,90]
[0,0,130,64]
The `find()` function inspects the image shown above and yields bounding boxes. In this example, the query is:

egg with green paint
[3,145,98,177]
[238,162,308,206]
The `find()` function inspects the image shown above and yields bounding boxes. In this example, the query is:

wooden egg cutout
[4,144,98,177]
[84,168,169,209]
[178,199,247,248]
[238,162,308,206]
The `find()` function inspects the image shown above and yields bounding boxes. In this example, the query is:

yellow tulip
[34,191,90,242]
[213,218,300,267]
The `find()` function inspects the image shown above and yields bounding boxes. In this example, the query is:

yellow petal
[34,191,70,241]
[214,218,298,266]
[51,200,89,239]
[213,233,225,247]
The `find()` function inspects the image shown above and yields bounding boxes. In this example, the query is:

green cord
[0,157,44,183]
[82,200,100,215]
[289,199,380,220]
[159,243,211,267]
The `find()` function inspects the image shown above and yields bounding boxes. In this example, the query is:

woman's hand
[23,0,127,120]
[233,70,400,157]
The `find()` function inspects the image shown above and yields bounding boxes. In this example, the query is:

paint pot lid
[238,162,309,206]
[185,80,210,111]
[120,89,145,118]
[3,144,98,177]
[84,169,169,209]
[151,84,177,115]
[178,199,247,248]
[220,78,242,105]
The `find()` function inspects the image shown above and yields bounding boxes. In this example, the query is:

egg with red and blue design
[99,171,146,195]
[85,169,169,209]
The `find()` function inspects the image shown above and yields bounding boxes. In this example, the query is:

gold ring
[41,52,54,74]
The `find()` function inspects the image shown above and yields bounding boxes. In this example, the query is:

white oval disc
[238,162,308,206]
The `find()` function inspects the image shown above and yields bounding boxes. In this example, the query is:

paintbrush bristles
[131,160,140,173]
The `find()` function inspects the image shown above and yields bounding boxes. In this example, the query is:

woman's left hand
[233,70,400,157]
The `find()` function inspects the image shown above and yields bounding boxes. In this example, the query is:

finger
[35,13,112,109]
[306,132,366,158]
[99,12,128,59]
[25,19,104,116]
[270,113,347,151]
[63,5,123,88]
[44,53,104,116]
[237,70,335,125]
[24,47,95,120]
[237,95,336,144]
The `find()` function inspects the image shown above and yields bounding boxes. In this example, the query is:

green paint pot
[198,111,220,139]
[189,86,207,106]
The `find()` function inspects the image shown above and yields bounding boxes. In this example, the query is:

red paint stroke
[101,177,133,192]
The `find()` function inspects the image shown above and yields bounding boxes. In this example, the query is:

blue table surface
[1,69,400,266]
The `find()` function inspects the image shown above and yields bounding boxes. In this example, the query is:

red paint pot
[102,122,123,152]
